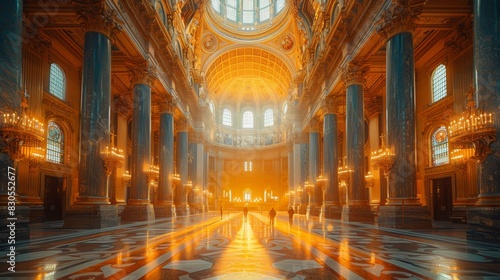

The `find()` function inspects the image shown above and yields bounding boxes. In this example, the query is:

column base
[466,207,500,244]
[323,204,343,219]
[64,205,119,229]
[341,204,374,223]
[121,204,155,222]
[154,203,176,218]
[175,203,189,216]
[29,204,44,223]
[378,205,431,229]
[0,206,30,243]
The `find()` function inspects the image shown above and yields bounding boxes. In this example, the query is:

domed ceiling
[189,0,306,115]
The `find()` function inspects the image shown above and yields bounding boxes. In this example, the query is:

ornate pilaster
[121,60,156,222]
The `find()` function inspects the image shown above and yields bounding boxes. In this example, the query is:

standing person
[287,207,295,225]
[243,206,248,222]
[269,208,277,227]
[220,206,223,220]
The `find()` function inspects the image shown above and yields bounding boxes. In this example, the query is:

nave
[2,212,500,280]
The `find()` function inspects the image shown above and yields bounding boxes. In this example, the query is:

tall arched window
[209,102,215,115]
[432,64,447,103]
[431,126,449,166]
[222,108,232,126]
[264,109,274,127]
[49,63,66,100]
[242,111,254,128]
[46,121,64,164]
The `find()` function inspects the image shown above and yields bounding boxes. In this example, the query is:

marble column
[376,1,431,228]
[64,1,122,228]
[341,62,373,222]
[307,118,321,216]
[175,118,189,216]
[154,100,175,217]
[0,0,30,242]
[287,142,294,209]
[120,60,156,222]
[322,97,342,219]
[466,0,500,244]
[293,132,308,214]
[188,131,204,214]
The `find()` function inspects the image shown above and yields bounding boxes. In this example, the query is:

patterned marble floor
[1,211,500,279]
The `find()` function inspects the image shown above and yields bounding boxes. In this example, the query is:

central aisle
[142,212,340,279]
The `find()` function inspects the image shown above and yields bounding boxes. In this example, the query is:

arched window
[209,102,215,115]
[431,126,449,166]
[211,0,285,26]
[46,121,64,164]
[155,1,166,24]
[49,63,66,100]
[222,108,232,126]
[242,111,254,128]
[432,64,447,103]
[264,109,274,127]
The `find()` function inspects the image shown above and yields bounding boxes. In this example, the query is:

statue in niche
[281,35,294,52]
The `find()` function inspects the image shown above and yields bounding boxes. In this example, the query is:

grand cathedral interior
[1,0,500,278]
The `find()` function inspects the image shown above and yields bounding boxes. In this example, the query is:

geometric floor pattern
[1,211,500,279]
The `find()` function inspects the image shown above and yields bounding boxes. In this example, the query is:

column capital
[341,62,369,87]
[74,0,123,41]
[321,95,344,115]
[113,94,132,117]
[159,99,176,115]
[308,117,322,133]
[375,0,425,41]
[176,117,189,132]
[126,60,157,86]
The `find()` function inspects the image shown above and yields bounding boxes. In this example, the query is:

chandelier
[450,148,474,174]
[448,87,495,162]
[0,92,45,162]
[100,133,124,176]
[337,156,352,182]
[145,164,160,180]
[364,171,374,188]
[370,135,395,178]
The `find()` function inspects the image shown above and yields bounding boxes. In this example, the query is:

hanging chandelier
[448,87,495,162]
[0,91,45,165]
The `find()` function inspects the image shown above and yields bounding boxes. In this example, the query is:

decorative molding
[375,0,425,41]
[365,96,382,118]
[176,117,189,132]
[308,117,322,133]
[113,94,133,117]
[74,0,123,41]
[444,21,473,60]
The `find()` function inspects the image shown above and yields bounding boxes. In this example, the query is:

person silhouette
[243,206,248,222]
[269,208,277,227]
[287,207,295,225]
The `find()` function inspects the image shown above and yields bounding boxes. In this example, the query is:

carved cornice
[376,0,426,41]
[74,0,123,41]
[21,26,51,54]
[365,96,383,118]
[444,21,473,59]
[126,60,157,86]
[341,62,369,87]
[113,94,133,117]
